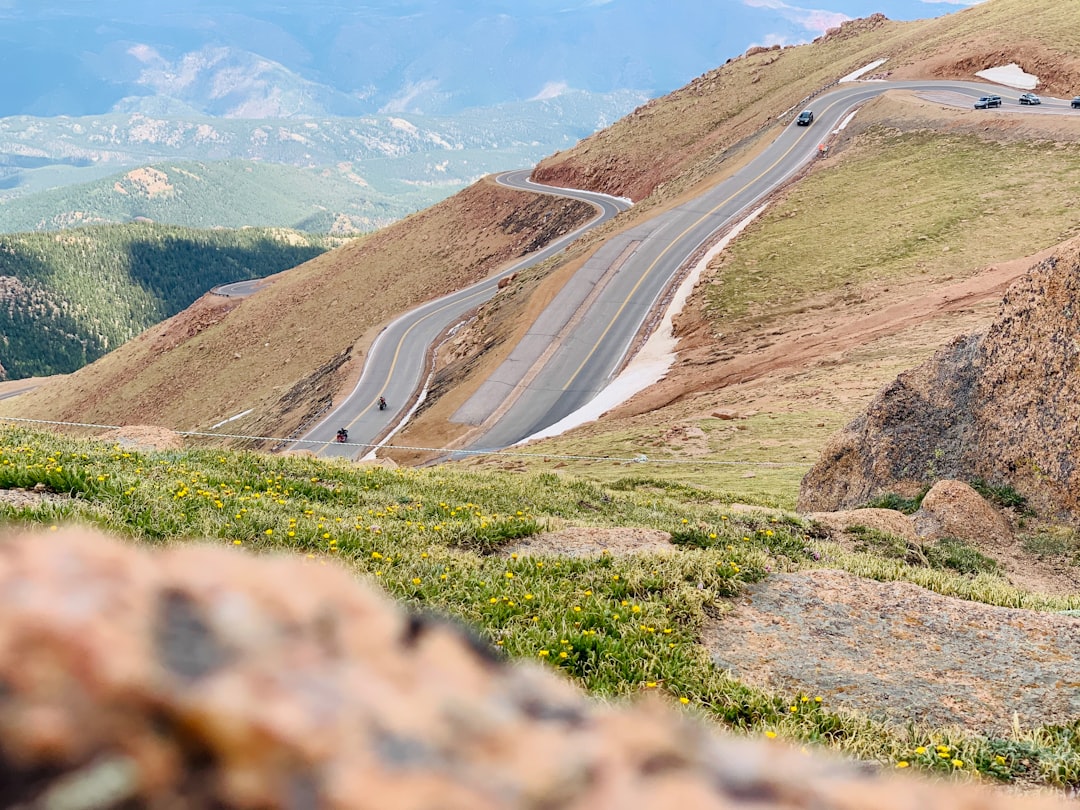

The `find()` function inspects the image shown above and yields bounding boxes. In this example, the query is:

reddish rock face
[0,527,1069,809]
[799,243,1080,518]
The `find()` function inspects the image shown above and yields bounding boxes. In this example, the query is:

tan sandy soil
[505,527,675,558]
[0,487,70,509]
[96,425,185,451]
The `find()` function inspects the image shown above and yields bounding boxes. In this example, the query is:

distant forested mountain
[0,160,408,234]
[0,224,336,379]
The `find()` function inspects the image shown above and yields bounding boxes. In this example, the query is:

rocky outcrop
[0,526,1069,809]
[807,482,1012,547]
[913,480,1014,546]
[799,244,1080,518]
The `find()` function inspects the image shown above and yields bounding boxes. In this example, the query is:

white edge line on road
[516,202,771,445]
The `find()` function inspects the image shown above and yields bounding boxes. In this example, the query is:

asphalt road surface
[454,80,1074,452]
[296,80,1073,458]
[295,171,630,457]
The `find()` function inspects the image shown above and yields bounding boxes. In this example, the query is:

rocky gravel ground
[706,569,1080,737]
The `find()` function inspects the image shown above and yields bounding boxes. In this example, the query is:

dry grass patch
[704,123,1080,326]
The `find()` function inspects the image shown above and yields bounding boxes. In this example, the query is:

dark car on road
[1072,96,1080,109]
[1019,92,1041,105]
[974,95,1002,109]
[796,110,814,126]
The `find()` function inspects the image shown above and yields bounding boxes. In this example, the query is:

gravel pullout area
[705,569,1080,736]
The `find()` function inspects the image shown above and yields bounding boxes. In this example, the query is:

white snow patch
[211,409,253,429]
[832,110,858,133]
[531,81,569,101]
[388,117,419,135]
[518,204,770,445]
[976,63,1038,90]
[839,58,887,83]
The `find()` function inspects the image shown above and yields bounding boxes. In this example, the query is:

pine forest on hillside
[0,224,337,379]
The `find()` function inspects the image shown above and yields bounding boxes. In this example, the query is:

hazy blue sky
[0,0,987,117]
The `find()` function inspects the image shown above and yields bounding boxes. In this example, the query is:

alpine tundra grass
[2,425,1079,790]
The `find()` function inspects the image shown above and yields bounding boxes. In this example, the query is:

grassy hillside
[0,223,337,379]
[6,0,1078,481]
[2,425,1078,789]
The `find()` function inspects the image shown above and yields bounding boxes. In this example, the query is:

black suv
[796,110,814,126]
[974,95,1002,109]
[1072,96,1080,109]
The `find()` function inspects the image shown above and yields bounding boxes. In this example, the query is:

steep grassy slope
[3,426,1080,789]
[0,224,335,379]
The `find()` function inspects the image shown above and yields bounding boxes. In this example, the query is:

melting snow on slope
[518,204,770,445]
[839,59,887,83]
[976,63,1038,90]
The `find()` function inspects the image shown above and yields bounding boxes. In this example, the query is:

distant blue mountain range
[0,0,979,233]
[0,0,978,119]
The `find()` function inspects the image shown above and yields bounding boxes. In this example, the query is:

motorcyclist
[336,428,348,442]
[378,396,387,411]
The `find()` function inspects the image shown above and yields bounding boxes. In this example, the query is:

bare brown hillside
[799,237,1080,518]
[0,181,594,438]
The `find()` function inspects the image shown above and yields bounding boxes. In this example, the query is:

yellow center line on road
[314,284,494,456]
[342,285,493,427]
[560,94,849,392]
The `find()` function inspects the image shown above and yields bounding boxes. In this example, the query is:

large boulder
[0,526,1068,809]
[913,480,1014,546]
[799,243,1080,518]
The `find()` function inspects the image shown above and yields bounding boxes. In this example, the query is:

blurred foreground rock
[0,526,1068,809]
[799,242,1080,518]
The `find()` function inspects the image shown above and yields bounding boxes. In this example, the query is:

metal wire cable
[0,416,809,468]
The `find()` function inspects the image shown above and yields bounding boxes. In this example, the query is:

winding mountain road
[299,79,1073,458]
[298,171,630,457]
